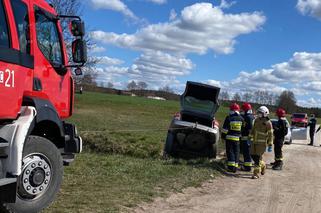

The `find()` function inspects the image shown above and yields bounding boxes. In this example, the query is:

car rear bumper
[170,120,219,135]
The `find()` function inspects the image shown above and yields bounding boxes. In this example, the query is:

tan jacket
[250,117,273,155]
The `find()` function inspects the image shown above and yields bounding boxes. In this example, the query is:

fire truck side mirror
[70,20,85,37]
[72,39,87,64]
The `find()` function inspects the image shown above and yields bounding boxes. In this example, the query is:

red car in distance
[291,113,308,128]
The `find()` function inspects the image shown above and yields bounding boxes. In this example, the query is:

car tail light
[174,112,181,120]
[212,119,219,129]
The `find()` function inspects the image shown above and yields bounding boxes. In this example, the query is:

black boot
[241,166,251,172]
[272,162,283,170]
[227,166,235,173]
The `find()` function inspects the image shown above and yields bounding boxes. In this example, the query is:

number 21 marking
[5,69,14,88]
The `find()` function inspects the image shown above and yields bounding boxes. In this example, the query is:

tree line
[220,90,321,116]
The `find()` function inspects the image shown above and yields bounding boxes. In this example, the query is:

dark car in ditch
[164,81,220,159]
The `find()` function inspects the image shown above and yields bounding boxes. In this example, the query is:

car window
[293,114,306,119]
[35,11,63,65]
[11,0,30,53]
[0,0,10,48]
[182,96,214,114]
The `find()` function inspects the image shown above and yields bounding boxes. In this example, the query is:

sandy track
[134,130,321,213]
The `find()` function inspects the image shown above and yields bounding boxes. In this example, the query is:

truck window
[35,11,63,65]
[11,0,30,53]
[0,0,9,48]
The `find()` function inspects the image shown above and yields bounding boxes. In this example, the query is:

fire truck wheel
[4,136,63,213]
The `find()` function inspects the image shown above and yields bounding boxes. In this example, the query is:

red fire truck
[0,0,87,212]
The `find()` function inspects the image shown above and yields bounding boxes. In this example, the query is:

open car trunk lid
[180,81,220,126]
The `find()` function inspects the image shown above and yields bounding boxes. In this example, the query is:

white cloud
[96,56,125,66]
[219,0,236,9]
[128,51,194,86]
[169,9,177,21]
[297,0,321,20]
[90,0,138,20]
[146,0,167,4]
[207,52,321,106]
[91,3,266,55]
[89,45,106,54]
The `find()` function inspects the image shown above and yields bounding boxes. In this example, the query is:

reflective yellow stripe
[257,131,268,137]
[221,129,228,134]
[230,121,242,131]
[244,162,252,167]
[275,158,283,161]
[227,162,236,167]
[226,135,240,141]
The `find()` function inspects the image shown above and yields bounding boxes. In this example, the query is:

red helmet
[242,103,252,112]
[276,108,286,117]
[230,103,240,112]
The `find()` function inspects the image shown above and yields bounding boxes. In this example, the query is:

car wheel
[3,136,63,213]
[208,143,217,159]
[163,131,174,158]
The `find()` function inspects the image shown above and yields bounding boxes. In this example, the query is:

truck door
[31,4,71,119]
[0,0,33,120]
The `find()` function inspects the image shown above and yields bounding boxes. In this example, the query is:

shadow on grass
[162,157,244,178]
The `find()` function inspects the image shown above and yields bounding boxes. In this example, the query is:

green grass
[46,153,219,213]
[70,92,228,158]
[45,92,225,212]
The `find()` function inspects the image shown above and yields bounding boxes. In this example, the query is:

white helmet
[257,106,270,117]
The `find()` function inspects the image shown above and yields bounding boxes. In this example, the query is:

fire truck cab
[0,0,86,212]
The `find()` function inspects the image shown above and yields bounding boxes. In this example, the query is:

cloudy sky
[83,0,321,107]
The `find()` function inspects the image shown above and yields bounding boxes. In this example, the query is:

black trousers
[241,140,252,168]
[310,130,315,145]
[251,155,262,167]
[226,140,240,169]
[274,138,284,163]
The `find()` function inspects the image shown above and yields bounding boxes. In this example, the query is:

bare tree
[137,81,148,90]
[242,92,252,103]
[277,90,297,113]
[107,82,114,89]
[127,81,138,90]
[159,86,174,93]
[233,93,241,102]
[47,0,98,86]
[219,91,230,101]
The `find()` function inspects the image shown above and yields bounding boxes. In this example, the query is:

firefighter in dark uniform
[271,108,288,170]
[308,114,317,146]
[222,103,244,173]
[241,103,255,172]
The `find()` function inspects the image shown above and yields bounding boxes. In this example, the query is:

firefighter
[308,114,317,146]
[271,108,288,170]
[222,103,244,173]
[241,103,255,171]
[250,106,273,179]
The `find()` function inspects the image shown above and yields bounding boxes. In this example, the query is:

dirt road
[135,131,321,213]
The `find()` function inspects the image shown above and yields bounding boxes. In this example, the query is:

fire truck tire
[3,136,63,213]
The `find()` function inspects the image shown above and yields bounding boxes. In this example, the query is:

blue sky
[81,0,321,107]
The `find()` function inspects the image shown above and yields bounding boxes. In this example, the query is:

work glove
[267,146,273,153]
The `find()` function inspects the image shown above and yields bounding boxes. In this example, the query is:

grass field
[46,92,226,212]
